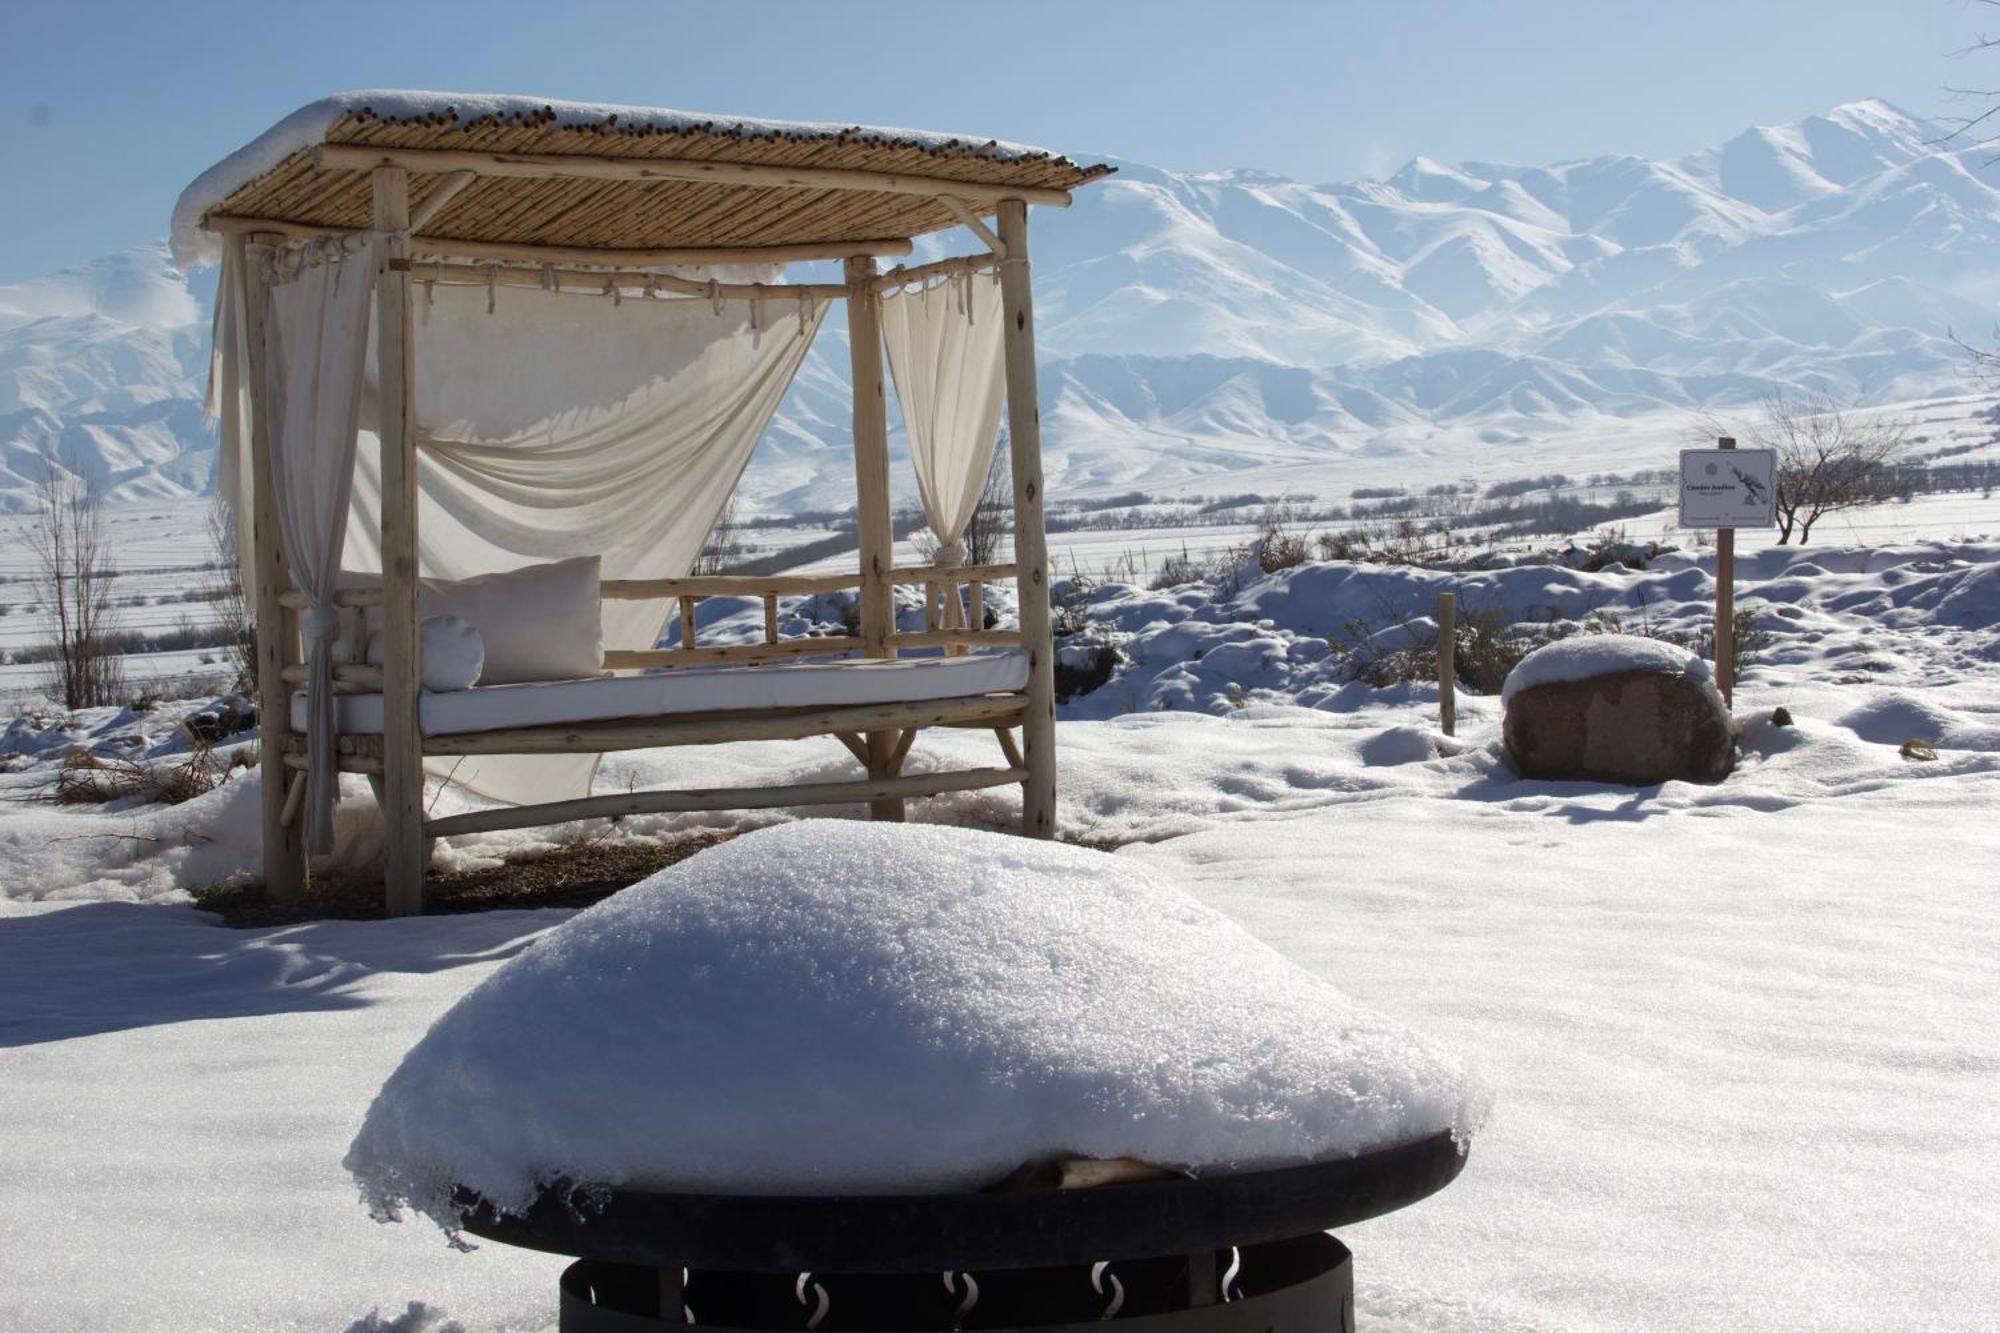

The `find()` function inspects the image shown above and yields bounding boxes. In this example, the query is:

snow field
[1,536,1996,1330]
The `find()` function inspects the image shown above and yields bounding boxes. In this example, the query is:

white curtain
[206,240,257,611]
[344,277,830,805]
[880,270,1006,565]
[262,244,377,853]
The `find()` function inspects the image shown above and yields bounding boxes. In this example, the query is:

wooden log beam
[994,725,1025,769]
[240,235,307,900]
[413,234,912,268]
[600,572,861,600]
[871,252,1002,292]
[280,662,385,688]
[888,627,1023,650]
[204,217,914,268]
[312,144,1076,208]
[936,195,1008,257]
[603,636,864,670]
[998,199,1058,839]
[418,693,1028,756]
[420,766,1030,840]
[409,171,477,233]
[846,252,904,825]
[403,262,849,302]
[374,166,426,917]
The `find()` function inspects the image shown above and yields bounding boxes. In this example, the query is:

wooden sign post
[1436,591,1457,736]
[1715,437,1736,706]
[1678,435,1776,709]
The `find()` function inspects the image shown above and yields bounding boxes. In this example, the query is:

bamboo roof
[172,91,1115,269]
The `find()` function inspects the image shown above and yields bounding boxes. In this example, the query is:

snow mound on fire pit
[345,822,1485,1228]
[1501,632,1712,703]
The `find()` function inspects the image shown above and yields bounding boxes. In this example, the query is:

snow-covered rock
[345,821,1483,1226]
[1502,635,1733,785]
[1500,634,1712,703]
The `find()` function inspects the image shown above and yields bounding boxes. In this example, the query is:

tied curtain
[879,269,1006,584]
[344,275,830,807]
[260,243,376,854]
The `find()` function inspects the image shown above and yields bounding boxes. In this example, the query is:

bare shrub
[206,498,256,693]
[1256,503,1311,573]
[694,496,747,575]
[52,737,238,806]
[1705,393,1910,544]
[27,470,124,709]
[1330,600,1764,693]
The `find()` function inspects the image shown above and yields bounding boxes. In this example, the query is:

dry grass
[193,829,736,928]
[52,739,241,807]
[1899,737,1939,762]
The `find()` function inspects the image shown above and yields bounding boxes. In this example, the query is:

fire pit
[455,1130,1464,1331]
[348,825,1485,1333]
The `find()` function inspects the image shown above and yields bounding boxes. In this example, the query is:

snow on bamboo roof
[171,90,1115,269]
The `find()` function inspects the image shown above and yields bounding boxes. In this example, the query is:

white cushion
[367,615,484,692]
[421,557,603,685]
[339,557,604,686]
[292,649,1031,736]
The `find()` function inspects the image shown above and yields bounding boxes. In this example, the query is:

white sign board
[1679,448,1777,528]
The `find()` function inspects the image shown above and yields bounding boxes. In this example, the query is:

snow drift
[345,821,1484,1227]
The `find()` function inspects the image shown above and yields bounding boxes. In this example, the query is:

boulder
[1502,635,1733,785]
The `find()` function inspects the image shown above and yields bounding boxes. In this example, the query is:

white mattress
[293,650,1030,737]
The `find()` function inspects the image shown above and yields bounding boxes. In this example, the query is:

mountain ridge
[1,98,1992,512]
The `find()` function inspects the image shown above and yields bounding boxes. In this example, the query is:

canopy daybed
[173,91,1112,915]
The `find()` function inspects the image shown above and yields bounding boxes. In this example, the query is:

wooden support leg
[845,253,906,825]
[997,200,1058,838]
[994,726,1025,770]
[374,166,426,915]
[865,729,908,822]
[240,235,307,898]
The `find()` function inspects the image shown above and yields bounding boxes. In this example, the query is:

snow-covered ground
[2,537,1996,1331]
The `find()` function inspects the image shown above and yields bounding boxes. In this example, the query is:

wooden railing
[602,563,1020,670]
[282,564,1021,675]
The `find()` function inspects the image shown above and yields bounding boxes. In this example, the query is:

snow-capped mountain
[3,98,1994,512]
[0,245,216,508]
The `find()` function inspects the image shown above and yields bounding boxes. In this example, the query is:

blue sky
[0,0,1984,283]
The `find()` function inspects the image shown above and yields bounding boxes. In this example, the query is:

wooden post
[240,235,307,900]
[997,199,1058,839]
[1436,591,1456,737]
[1715,435,1736,708]
[844,253,905,822]
[374,166,426,916]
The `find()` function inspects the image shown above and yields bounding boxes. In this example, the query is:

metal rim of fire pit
[454,1128,1465,1274]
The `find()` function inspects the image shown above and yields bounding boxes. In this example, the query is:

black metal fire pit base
[556,1234,1353,1333]
[461,1131,1463,1333]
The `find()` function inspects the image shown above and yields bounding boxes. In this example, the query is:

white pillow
[343,557,604,686]
[420,557,603,685]
[368,615,485,693]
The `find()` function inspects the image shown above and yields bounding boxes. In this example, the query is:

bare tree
[1938,2,2000,374]
[206,497,256,694]
[960,444,1014,567]
[1737,392,1909,544]
[694,495,747,575]
[27,468,125,708]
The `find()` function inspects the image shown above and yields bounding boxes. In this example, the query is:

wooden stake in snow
[1716,436,1736,708]
[1436,592,1456,737]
